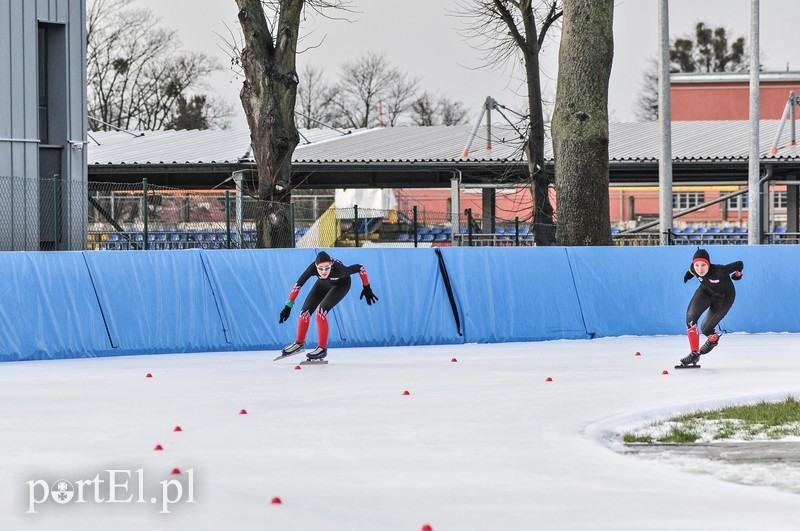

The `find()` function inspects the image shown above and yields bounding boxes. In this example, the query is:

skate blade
[299,359,328,365]
[674,364,701,369]
[274,350,305,361]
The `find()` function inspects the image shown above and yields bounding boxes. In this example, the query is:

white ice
[1,333,799,531]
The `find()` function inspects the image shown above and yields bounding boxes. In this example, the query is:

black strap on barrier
[434,248,462,336]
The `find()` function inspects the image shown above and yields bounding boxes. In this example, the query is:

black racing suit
[289,259,368,315]
[685,260,744,336]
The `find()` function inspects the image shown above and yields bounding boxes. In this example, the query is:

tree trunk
[236,0,302,248]
[519,1,556,246]
[551,0,614,246]
[523,51,555,246]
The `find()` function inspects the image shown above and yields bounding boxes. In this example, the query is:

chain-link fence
[4,176,794,250]
[84,182,555,250]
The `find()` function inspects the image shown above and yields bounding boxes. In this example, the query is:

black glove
[683,271,693,283]
[279,304,292,323]
[360,285,378,306]
[731,271,743,281]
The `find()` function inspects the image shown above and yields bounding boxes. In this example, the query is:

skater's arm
[683,269,694,283]
[343,264,379,305]
[720,261,744,278]
[289,263,317,300]
[720,260,744,280]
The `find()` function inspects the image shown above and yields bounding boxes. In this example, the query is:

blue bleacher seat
[430,227,442,236]
[397,233,410,242]
[443,228,453,236]
[434,234,447,242]
[421,234,434,242]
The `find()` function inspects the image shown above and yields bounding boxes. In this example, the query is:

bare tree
[296,64,338,128]
[86,0,228,131]
[329,52,419,128]
[634,58,659,122]
[551,0,614,245]
[457,1,562,245]
[234,0,351,247]
[410,93,469,126]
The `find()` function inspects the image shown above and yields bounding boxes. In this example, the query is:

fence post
[53,175,60,251]
[354,205,359,247]
[467,208,473,246]
[225,190,232,249]
[515,216,520,246]
[290,203,296,249]
[53,173,61,251]
[413,205,418,248]
[142,178,149,250]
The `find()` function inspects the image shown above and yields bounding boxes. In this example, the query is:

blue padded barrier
[0,252,112,361]
[716,245,800,333]
[440,247,589,343]
[567,245,800,337]
[82,250,229,355]
[567,246,690,337]
[317,248,463,347]
[201,248,319,350]
[203,248,462,350]
[5,245,800,362]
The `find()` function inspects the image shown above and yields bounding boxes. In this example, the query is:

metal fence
[2,176,797,250]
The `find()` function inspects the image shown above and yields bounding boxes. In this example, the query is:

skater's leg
[296,312,311,343]
[700,292,735,337]
[315,308,329,348]
[307,280,350,359]
[296,282,328,343]
[686,290,711,352]
[698,292,735,354]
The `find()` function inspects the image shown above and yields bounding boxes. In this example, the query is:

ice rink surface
[2,333,799,530]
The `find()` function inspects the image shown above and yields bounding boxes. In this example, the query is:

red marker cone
[402,390,410,396]
[294,365,302,370]
[239,409,248,415]
[153,444,163,451]
[451,358,458,363]
[173,426,182,432]
[170,468,181,475]
[271,496,282,504]
[634,352,641,357]
[545,377,553,382]
[421,525,433,531]
[145,373,153,378]
[662,370,669,375]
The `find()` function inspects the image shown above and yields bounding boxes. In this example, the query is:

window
[774,192,787,209]
[673,192,705,210]
[727,194,748,209]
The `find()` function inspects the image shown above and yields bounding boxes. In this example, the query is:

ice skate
[306,347,328,360]
[300,347,329,365]
[675,351,701,369]
[699,333,720,355]
[273,342,305,361]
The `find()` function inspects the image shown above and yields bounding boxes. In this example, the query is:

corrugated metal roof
[87,121,800,167]
[87,127,361,165]
[609,120,800,162]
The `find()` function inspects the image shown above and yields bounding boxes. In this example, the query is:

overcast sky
[134,0,797,129]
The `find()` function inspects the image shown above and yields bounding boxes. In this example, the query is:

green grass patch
[623,395,800,444]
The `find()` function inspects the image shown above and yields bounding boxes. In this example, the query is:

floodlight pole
[657,0,673,246]
[748,0,761,245]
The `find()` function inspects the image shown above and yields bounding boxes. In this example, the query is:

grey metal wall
[0,0,86,250]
